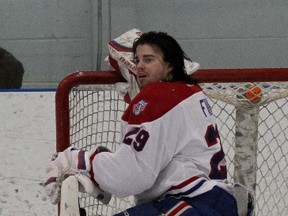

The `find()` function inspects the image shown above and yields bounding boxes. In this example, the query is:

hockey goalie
[44,29,240,216]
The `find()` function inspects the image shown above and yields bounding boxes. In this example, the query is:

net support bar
[234,107,260,213]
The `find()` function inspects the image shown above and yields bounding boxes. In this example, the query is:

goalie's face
[134,44,172,89]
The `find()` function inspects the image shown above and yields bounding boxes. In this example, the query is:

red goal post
[55,68,288,216]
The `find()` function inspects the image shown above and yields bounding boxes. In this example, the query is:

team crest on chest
[133,100,148,115]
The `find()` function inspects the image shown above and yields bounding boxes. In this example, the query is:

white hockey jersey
[92,81,232,204]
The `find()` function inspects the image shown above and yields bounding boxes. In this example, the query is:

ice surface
[0,91,57,216]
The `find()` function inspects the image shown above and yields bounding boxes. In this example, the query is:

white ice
[0,91,57,216]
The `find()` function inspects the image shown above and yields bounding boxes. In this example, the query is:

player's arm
[90,88,183,197]
[90,106,177,198]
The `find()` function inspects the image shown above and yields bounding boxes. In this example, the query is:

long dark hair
[132,31,195,84]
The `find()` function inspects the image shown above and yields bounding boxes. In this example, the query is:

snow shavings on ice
[0,91,57,216]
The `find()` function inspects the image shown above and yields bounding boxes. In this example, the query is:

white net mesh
[68,87,132,215]
[201,82,288,215]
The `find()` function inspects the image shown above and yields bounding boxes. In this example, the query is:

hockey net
[55,69,288,216]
